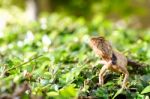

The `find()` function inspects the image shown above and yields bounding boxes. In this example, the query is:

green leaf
[58,84,78,98]
[141,85,150,94]
[47,91,59,97]
[112,88,123,99]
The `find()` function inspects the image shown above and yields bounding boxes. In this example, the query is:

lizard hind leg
[121,68,129,89]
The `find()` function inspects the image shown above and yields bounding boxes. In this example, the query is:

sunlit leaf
[141,85,150,94]
[47,91,59,97]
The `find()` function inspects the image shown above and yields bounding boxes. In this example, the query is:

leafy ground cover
[0,14,150,99]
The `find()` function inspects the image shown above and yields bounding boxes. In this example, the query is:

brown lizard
[89,36,145,89]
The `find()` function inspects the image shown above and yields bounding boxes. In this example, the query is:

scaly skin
[89,36,129,89]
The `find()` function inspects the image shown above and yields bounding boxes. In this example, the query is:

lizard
[89,36,145,89]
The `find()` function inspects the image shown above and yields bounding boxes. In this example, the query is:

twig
[5,55,43,72]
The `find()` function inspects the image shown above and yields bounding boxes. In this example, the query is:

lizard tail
[127,59,147,67]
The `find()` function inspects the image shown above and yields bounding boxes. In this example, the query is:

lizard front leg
[99,60,107,64]
[99,61,111,85]
[94,60,107,67]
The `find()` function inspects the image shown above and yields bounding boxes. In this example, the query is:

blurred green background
[0,0,150,99]
[0,0,150,28]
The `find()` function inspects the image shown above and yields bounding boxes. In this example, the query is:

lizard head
[89,36,105,49]
[89,36,112,58]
